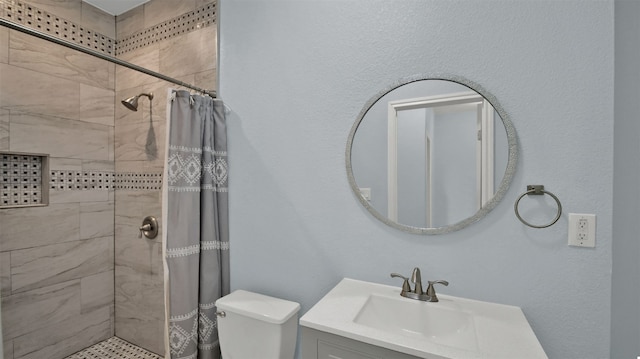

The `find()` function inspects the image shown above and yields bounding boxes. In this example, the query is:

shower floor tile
[65,336,161,359]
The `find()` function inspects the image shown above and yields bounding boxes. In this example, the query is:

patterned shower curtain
[162,89,230,359]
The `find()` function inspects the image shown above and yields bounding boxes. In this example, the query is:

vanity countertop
[300,278,547,359]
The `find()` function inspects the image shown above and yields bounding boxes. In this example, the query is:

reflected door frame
[387,92,496,225]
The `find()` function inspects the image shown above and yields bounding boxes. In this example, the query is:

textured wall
[113,0,217,355]
[0,1,116,358]
[219,1,613,358]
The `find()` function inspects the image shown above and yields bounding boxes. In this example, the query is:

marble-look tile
[116,5,144,40]
[1,279,81,339]
[3,339,13,359]
[114,119,166,167]
[81,2,116,39]
[109,125,115,162]
[143,0,195,28]
[80,84,115,126]
[116,160,164,174]
[115,186,162,207]
[115,222,161,274]
[195,69,217,92]
[9,32,115,90]
[114,185,164,355]
[159,26,216,79]
[115,264,164,355]
[13,306,111,359]
[142,79,171,123]
[80,201,114,239]
[23,0,83,24]
[0,203,80,252]
[196,0,215,9]
[10,236,113,293]
[0,64,79,120]
[114,191,161,273]
[82,159,115,172]
[48,157,82,171]
[116,44,160,91]
[115,160,164,173]
[1,251,10,296]
[10,112,110,160]
[0,27,8,64]
[0,109,8,151]
[49,189,110,204]
[81,270,114,314]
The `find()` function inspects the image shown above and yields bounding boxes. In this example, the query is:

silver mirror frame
[346,74,518,234]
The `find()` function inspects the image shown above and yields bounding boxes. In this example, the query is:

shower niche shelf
[0,152,50,208]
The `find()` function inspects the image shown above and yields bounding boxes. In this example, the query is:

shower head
[121,92,154,111]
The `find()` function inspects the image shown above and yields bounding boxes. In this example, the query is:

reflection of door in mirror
[388,92,498,228]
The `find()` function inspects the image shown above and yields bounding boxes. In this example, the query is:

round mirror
[346,75,517,234]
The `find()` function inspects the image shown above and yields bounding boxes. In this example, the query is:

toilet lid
[215,290,301,324]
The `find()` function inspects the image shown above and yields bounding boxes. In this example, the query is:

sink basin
[300,278,547,359]
[354,294,478,351]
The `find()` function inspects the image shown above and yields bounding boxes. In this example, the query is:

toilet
[215,290,301,359]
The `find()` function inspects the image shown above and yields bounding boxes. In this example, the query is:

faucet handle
[390,273,411,294]
[426,280,449,302]
[411,267,423,294]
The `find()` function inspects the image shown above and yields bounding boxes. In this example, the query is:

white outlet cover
[568,213,596,248]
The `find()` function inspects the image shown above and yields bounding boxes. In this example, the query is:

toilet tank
[216,290,301,359]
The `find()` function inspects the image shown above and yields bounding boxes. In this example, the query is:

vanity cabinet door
[318,341,380,359]
[301,327,420,359]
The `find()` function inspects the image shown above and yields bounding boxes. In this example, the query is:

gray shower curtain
[162,89,230,359]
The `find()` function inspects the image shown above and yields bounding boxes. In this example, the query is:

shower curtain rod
[0,18,217,98]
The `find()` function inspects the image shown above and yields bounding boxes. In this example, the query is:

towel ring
[514,185,562,228]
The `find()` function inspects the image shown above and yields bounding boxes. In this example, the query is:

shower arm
[0,18,217,98]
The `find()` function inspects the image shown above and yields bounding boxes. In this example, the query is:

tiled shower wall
[114,0,216,356]
[0,0,216,357]
[0,1,116,359]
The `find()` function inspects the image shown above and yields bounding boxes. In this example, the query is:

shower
[0,0,218,357]
[121,92,154,111]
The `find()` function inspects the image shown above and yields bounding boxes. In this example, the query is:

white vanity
[299,278,547,359]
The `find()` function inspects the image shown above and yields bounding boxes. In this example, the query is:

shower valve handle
[139,224,151,238]
[138,216,159,239]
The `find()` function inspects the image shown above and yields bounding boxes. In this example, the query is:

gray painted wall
[219,1,613,358]
[612,0,640,357]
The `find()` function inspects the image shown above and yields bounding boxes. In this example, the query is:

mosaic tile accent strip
[48,170,164,191]
[0,0,115,55]
[115,2,216,56]
[49,170,114,191]
[65,336,161,359]
[115,172,163,191]
[0,0,216,58]
[1,153,47,207]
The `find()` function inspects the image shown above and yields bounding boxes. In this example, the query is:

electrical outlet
[568,213,596,248]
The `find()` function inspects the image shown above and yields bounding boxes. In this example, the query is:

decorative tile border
[48,170,163,191]
[0,0,216,57]
[49,170,114,191]
[0,0,115,55]
[115,172,163,191]
[115,2,216,55]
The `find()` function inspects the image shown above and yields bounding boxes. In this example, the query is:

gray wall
[219,1,613,358]
[612,0,640,357]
